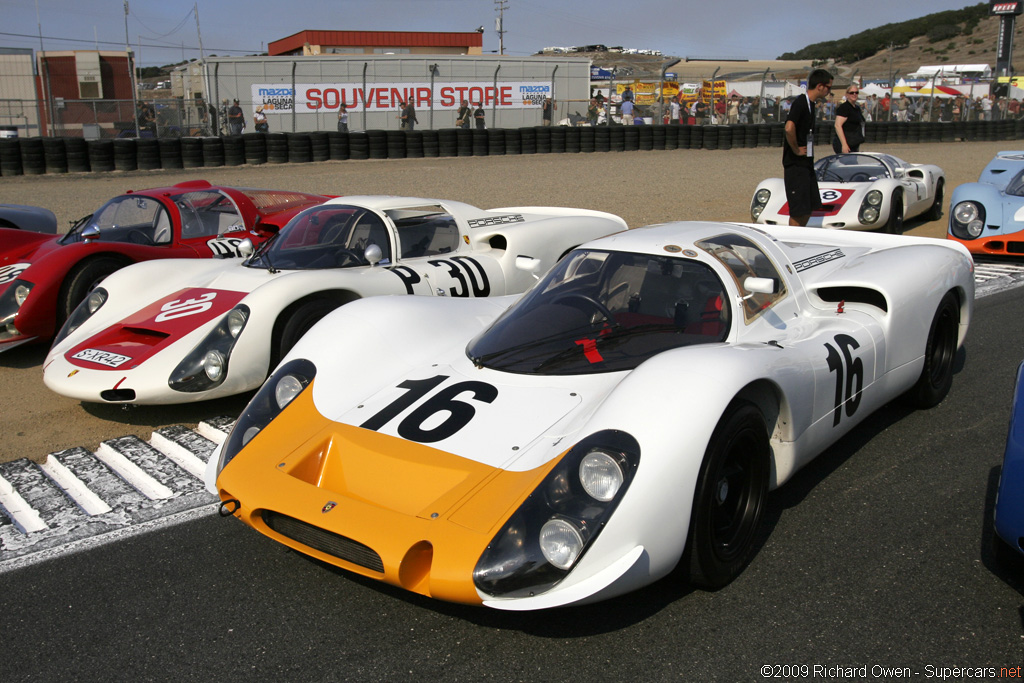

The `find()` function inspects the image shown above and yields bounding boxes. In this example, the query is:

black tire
[884,191,904,234]
[992,528,1024,568]
[686,400,769,589]
[275,298,345,364]
[58,257,125,324]
[926,179,944,222]
[907,292,959,409]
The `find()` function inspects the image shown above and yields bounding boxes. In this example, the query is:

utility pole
[194,3,205,60]
[125,1,141,138]
[495,0,507,56]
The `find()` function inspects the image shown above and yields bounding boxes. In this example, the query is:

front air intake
[261,510,384,573]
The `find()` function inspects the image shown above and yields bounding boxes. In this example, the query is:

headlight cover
[50,286,105,347]
[750,188,771,221]
[473,430,640,599]
[950,200,986,240]
[0,280,34,341]
[859,190,883,224]
[168,305,249,393]
[216,357,316,477]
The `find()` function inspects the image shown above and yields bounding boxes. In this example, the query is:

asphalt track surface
[0,288,1021,681]
[1,141,1023,680]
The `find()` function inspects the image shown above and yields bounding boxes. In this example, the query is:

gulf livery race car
[750,153,945,233]
[949,151,1024,256]
[0,180,328,352]
[43,196,626,405]
[206,220,973,610]
[994,361,1024,564]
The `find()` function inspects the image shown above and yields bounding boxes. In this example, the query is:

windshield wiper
[246,232,280,274]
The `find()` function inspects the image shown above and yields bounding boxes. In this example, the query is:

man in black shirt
[783,68,833,226]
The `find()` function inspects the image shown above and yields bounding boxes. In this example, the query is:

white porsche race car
[43,196,626,404]
[207,220,973,609]
[750,153,945,233]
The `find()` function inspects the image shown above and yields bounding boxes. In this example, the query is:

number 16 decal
[824,333,863,427]
[360,375,498,443]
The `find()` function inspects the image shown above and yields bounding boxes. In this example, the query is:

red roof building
[268,30,484,57]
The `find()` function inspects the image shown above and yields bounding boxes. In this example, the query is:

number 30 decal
[360,375,497,443]
[824,333,863,427]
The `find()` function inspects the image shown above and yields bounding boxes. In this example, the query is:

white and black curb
[974,261,1024,298]
[0,417,235,573]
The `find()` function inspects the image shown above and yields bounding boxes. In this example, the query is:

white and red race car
[43,196,626,405]
[750,153,945,233]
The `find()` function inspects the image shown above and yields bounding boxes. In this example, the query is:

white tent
[859,83,889,97]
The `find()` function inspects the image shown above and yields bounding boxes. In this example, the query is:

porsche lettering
[467,214,525,228]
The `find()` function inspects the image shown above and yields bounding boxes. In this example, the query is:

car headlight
[950,201,986,240]
[750,188,771,221]
[168,305,249,393]
[50,286,105,347]
[0,280,34,340]
[473,430,640,599]
[858,190,884,224]
[216,358,316,477]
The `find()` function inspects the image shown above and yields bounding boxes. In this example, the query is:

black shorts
[784,164,821,217]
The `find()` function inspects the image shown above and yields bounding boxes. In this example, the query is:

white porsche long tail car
[207,220,974,609]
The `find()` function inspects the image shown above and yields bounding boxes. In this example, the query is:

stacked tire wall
[2,121,1023,176]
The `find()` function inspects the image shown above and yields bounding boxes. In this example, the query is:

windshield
[59,189,244,246]
[466,249,730,375]
[1005,169,1024,197]
[246,204,391,270]
[815,154,892,183]
[60,194,173,246]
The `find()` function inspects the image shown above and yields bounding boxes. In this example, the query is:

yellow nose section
[217,381,559,605]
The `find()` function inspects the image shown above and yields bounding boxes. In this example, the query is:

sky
[1,0,984,68]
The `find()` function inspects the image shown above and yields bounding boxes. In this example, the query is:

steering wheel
[849,172,870,182]
[553,293,615,325]
[127,230,156,245]
[333,248,363,267]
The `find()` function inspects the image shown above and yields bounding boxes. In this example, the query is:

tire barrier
[406,130,424,158]
[309,131,330,162]
[179,137,203,168]
[242,133,267,165]
[286,132,312,163]
[20,137,46,175]
[504,128,521,155]
[201,136,224,168]
[265,132,288,163]
[87,139,115,173]
[222,135,245,167]
[348,131,369,160]
[385,129,406,159]
[42,137,68,174]
[0,138,23,176]
[158,137,183,170]
[327,131,349,160]
[65,137,90,173]
[3,121,1023,177]
[113,138,137,172]
[135,138,160,171]
[487,129,505,156]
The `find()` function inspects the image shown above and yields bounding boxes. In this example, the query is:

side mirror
[515,255,543,280]
[81,224,101,242]
[364,243,383,266]
[742,276,777,295]
[238,238,254,257]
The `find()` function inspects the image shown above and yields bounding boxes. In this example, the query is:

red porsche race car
[0,180,328,352]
